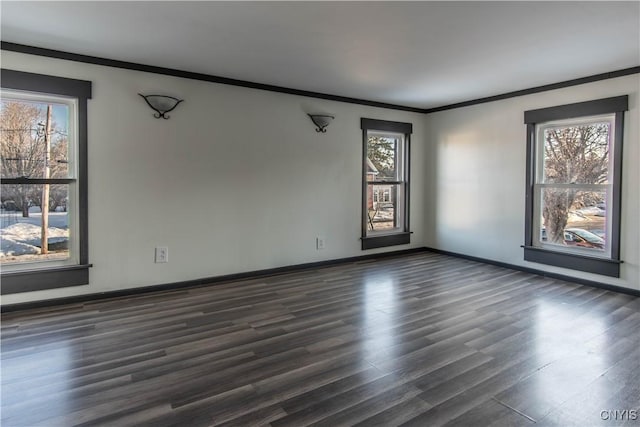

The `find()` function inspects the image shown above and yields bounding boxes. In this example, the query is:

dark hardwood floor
[2,252,639,426]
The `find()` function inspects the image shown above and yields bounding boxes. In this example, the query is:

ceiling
[1,1,639,110]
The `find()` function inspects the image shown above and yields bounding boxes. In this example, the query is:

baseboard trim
[424,247,640,297]
[4,246,637,313]
[1,247,428,313]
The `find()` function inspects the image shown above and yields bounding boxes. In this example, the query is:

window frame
[1,69,92,294]
[361,118,412,250]
[523,96,627,277]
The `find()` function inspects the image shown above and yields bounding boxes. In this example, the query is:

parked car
[540,227,604,249]
[564,228,605,249]
[576,206,603,216]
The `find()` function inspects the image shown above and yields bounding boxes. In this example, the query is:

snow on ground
[1,220,69,257]
[0,239,41,257]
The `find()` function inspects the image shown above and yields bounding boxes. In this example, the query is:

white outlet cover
[155,246,168,263]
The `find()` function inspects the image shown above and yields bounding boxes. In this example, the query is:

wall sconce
[308,114,334,133]
[138,94,184,119]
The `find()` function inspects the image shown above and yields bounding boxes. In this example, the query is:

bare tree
[1,101,68,218]
[1,101,43,217]
[542,123,609,243]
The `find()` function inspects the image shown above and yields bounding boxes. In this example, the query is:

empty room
[1,1,639,426]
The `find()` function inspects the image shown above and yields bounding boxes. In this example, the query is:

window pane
[538,187,608,255]
[1,98,71,179]
[1,184,70,264]
[367,135,400,181]
[367,184,402,232]
[541,120,611,184]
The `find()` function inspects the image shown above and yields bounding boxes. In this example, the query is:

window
[524,96,627,277]
[361,118,412,250]
[1,70,91,294]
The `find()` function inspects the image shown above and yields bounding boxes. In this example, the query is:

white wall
[3,50,637,304]
[1,50,426,304]
[424,74,640,291]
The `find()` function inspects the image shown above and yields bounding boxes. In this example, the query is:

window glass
[367,134,399,180]
[361,118,411,250]
[1,96,73,179]
[523,95,626,277]
[1,91,79,271]
[533,116,613,258]
[366,131,405,237]
[367,183,403,232]
[536,187,608,255]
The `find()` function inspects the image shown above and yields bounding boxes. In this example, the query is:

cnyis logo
[600,410,638,421]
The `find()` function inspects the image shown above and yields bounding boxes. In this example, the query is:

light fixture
[308,114,334,133]
[138,94,184,119]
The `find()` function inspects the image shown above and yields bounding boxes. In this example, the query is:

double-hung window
[1,70,91,294]
[361,118,412,250]
[523,96,627,277]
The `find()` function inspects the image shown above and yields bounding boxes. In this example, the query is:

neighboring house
[366,157,394,229]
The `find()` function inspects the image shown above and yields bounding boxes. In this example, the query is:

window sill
[362,232,411,250]
[1,264,91,294]
[523,246,621,278]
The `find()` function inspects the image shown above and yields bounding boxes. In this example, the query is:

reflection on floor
[2,252,639,426]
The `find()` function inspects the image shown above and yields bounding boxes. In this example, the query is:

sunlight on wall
[438,131,484,230]
[425,74,639,289]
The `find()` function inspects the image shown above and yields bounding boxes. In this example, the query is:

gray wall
[2,49,638,305]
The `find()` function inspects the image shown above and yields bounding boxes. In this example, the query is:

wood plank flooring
[2,252,639,426]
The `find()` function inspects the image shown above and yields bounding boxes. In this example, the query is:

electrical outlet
[316,237,325,250]
[155,246,168,263]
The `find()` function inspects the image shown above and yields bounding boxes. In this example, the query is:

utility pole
[41,105,52,255]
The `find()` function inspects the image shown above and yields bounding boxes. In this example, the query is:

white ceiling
[2,1,639,110]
